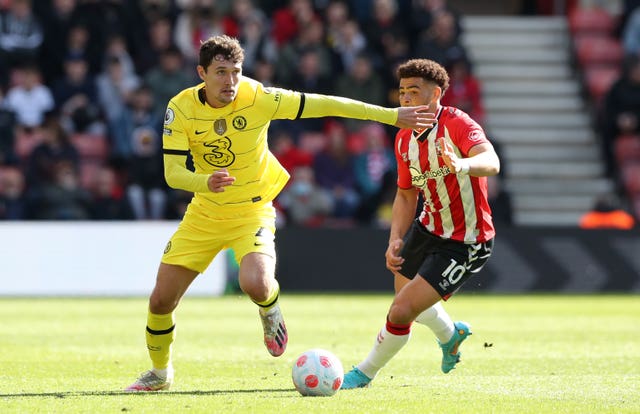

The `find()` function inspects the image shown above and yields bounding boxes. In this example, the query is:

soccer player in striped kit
[342,58,500,389]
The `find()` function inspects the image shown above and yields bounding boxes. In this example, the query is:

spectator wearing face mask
[277,165,333,227]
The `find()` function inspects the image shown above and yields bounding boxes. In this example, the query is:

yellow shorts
[161,201,276,273]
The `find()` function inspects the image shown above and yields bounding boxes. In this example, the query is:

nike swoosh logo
[195,130,207,135]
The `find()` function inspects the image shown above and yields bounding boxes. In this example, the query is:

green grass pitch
[0,294,638,413]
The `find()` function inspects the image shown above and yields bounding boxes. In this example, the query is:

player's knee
[239,278,270,302]
[388,301,415,325]
[149,294,179,314]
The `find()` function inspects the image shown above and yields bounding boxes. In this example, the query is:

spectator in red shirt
[271,130,313,174]
[441,57,485,125]
[270,0,316,47]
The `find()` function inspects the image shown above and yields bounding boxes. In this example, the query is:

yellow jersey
[162,76,398,214]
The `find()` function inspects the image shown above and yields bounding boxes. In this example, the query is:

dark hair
[397,59,450,92]
[199,35,244,69]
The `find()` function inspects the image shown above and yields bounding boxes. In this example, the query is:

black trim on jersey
[416,107,444,142]
[163,149,190,156]
[295,93,306,120]
[146,325,175,335]
[198,87,206,105]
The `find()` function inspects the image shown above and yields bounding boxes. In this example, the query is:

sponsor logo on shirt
[410,165,452,187]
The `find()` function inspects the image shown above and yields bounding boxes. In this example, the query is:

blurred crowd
[568,1,640,224]
[0,0,509,227]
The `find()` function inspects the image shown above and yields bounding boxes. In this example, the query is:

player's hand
[395,106,436,130]
[207,168,236,192]
[437,137,467,174]
[385,239,405,272]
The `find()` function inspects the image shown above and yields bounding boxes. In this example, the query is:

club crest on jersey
[214,119,227,135]
[468,130,482,142]
[232,116,247,130]
[164,108,175,125]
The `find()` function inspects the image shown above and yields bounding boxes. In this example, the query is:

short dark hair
[397,59,450,92]
[199,35,244,69]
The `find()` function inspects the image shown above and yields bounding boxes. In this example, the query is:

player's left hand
[437,137,467,174]
[207,168,236,192]
[385,239,405,272]
[395,106,436,130]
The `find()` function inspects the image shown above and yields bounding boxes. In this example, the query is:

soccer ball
[292,348,344,397]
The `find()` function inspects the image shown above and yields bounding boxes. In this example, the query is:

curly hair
[199,35,245,69]
[397,59,450,92]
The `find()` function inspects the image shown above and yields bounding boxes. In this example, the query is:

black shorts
[399,219,494,300]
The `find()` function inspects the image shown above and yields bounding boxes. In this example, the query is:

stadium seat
[13,129,43,160]
[614,134,640,166]
[574,34,624,67]
[70,133,109,161]
[79,160,102,191]
[621,162,640,195]
[583,65,620,103]
[568,7,617,36]
[0,166,8,193]
[632,194,640,220]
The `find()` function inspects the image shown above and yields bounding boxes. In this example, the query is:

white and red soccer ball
[292,348,344,396]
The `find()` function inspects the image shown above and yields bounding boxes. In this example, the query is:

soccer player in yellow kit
[125,35,434,392]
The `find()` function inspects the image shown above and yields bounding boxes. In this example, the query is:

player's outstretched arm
[300,94,434,130]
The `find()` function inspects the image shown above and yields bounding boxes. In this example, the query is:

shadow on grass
[0,388,294,398]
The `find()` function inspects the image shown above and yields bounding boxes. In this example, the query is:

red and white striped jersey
[395,106,495,243]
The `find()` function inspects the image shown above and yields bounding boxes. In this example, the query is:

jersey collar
[414,106,443,142]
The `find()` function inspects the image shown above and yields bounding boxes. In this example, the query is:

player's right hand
[207,168,236,192]
[385,239,405,272]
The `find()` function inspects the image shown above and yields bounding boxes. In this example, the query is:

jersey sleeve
[301,93,398,125]
[162,101,189,151]
[262,87,399,125]
[162,101,210,193]
[451,112,490,156]
[394,132,412,189]
[163,153,210,193]
[262,86,304,120]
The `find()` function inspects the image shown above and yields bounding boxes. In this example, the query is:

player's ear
[196,65,206,81]
[432,86,442,102]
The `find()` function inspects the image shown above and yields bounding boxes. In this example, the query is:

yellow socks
[146,311,175,371]
[255,282,280,313]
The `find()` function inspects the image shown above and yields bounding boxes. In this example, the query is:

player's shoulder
[441,106,475,123]
[236,76,277,105]
[440,106,482,131]
[238,76,260,94]
[169,83,202,110]
[394,128,413,151]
